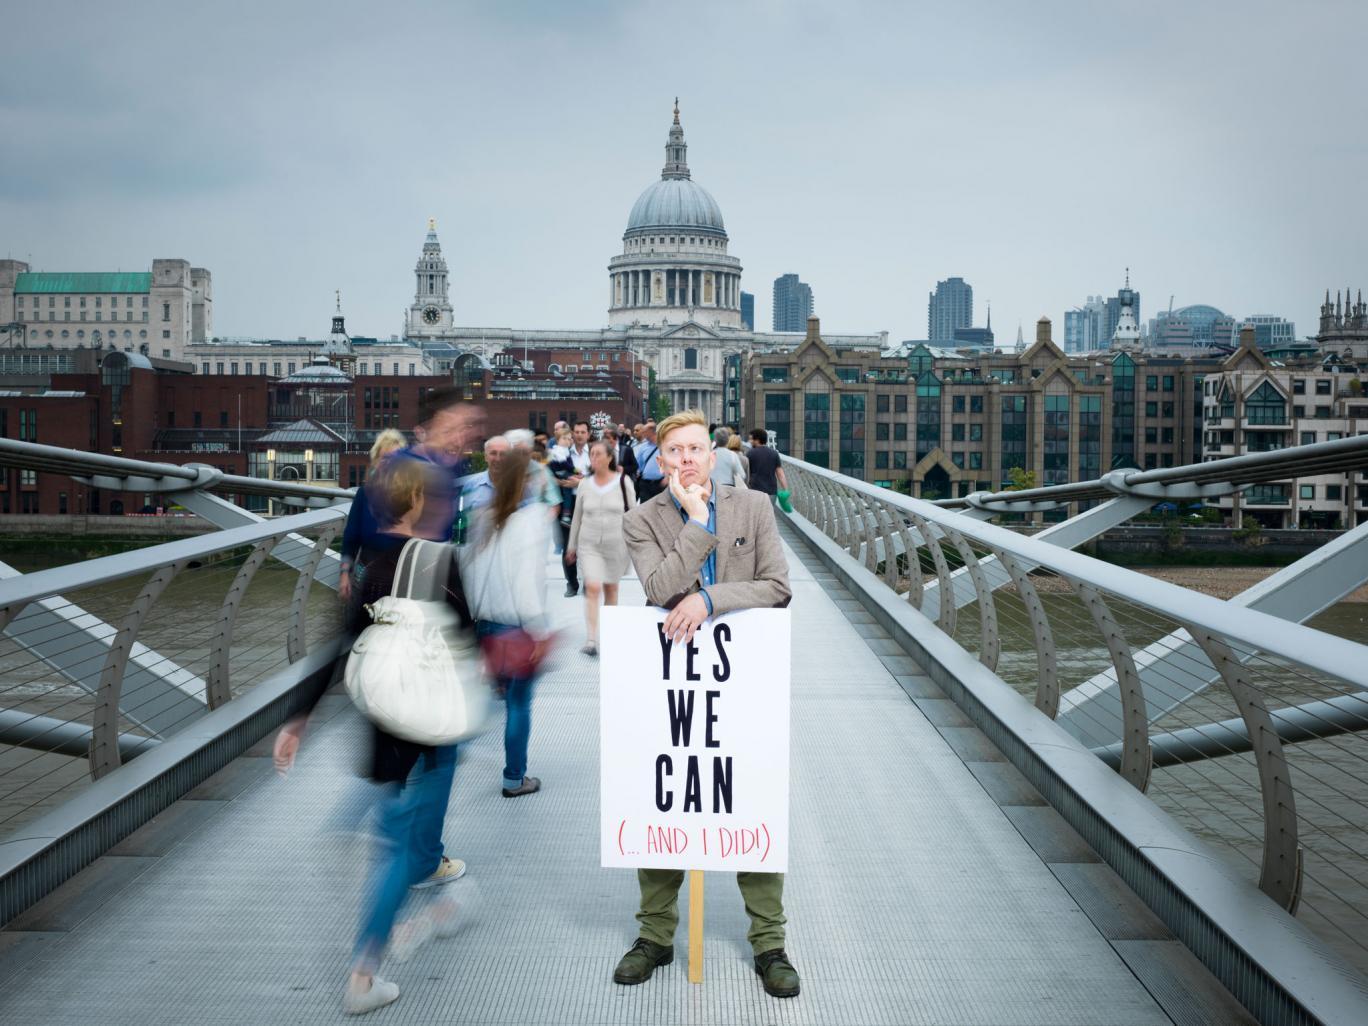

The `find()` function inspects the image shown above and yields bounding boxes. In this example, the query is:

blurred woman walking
[566,438,636,656]
[462,449,554,797]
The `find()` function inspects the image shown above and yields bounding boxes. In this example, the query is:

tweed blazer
[623,483,791,616]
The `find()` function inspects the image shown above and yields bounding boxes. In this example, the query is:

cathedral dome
[626,178,725,235]
[623,102,727,239]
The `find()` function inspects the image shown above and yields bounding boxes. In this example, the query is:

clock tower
[407,218,454,338]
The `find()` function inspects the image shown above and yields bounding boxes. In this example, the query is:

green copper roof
[15,272,152,294]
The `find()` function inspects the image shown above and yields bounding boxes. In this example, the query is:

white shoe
[343,976,399,1015]
[411,855,466,890]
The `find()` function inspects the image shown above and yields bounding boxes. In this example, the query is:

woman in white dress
[566,438,636,656]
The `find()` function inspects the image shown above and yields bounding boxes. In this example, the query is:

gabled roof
[659,320,722,341]
[255,419,348,445]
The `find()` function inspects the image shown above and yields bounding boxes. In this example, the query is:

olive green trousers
[635,869,786,955]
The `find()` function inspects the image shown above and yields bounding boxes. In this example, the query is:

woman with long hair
[461,448,552,797]
[566,438,636,656]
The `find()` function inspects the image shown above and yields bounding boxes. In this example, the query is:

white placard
[600,606,791,872]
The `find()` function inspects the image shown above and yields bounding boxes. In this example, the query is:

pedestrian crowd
[273,388,799,1014]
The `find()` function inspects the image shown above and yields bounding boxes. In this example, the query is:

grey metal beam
[1058,517,1368,746]
[0,560,208,737]
[1092,692,1368,770]
[0,708,158,761]
[173,491,343,590]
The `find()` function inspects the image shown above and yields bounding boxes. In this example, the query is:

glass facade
[765,393,791,453]
[1000,395,1027,485]
[915,372,941,462]
[839,393,865,478]
[1078,394,1101,481]
[1043,394,1070,486]
[1110,352,1135,469]
[803,392,830,467]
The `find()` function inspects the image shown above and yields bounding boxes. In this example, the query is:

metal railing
[0,506,345,839]
[779,455,1368,981]
[933,433,1368,511]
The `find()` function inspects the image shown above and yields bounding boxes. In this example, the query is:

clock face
[422,306,441,325]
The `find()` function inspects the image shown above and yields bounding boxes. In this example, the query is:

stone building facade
[1203,328,1368,528]
[743,316,1221,511]
[0,259,210,361]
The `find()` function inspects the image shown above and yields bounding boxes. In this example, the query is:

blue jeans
[475,621,537,789]
[352,744,457,971]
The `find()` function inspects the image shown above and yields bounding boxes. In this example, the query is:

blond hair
[655,409,706,448]
[369,428,407,466]
[726,433,742,452]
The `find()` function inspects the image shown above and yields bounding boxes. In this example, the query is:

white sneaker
[343,976,399,1015]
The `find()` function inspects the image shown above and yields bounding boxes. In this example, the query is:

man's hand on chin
[664,592,710,644]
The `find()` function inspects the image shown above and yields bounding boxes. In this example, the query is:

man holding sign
[610,409,799,999]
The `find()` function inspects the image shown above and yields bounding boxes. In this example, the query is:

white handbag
[345,538,490,745]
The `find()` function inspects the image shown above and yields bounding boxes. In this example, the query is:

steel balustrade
[0,506,346,789]
[781,454,1368,917]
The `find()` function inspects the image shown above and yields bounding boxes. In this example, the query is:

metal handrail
[934,433,1368,508]
[780,456,1367,688]
[0,505,347,610]
[0,437,355,503]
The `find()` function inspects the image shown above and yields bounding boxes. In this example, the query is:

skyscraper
[740,291,754,330]
[928,277,973,343]
[772,274,813,331]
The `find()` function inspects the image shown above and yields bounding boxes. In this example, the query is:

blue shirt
[636,441,662,480]
[670,489,716,615]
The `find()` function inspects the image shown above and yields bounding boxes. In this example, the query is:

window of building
[1145,427,1158,444]
[1327,485,1343,501]
[1293,404,1306,418]
[201,362,210,373]
[1315,405,1331,419]
[1247,382,1288,425]
[969,423,982,442]
[876,422,889,441]
[1145,401,1158,417]
[969,452,982,470]
[1162,427,1174,444]
[893,452,907,469]
[163,330,171,339]
[951,424,964,442]
[765,393,792,452]
[1300,485,1315,500]
[1292,379,1306,395]
[803,393,831,468]
[875,450,888,469]
[1316,379,1332,395]
[893,422,907,441]
[894,394,907,413]
[220,411,229,427]
[1163,375,1175,392]
[162,303,170,321]
[1162,402,1174,418]
[1301,431,1317,445]
[876,393,890,413]
[952,395,965,413]
[274,362,283,376]
[216,362,224,374]
[193,412,202,428]
[970,395,983,414]
[230,362,238,375]
[1146,375,1158,391]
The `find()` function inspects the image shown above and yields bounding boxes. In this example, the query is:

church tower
[407,218,454,338]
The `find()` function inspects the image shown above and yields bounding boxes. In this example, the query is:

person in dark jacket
[275,448,475,1014]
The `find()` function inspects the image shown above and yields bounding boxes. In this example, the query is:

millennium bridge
[1,435,1367,1025]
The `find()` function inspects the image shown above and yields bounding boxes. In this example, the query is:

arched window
[684,348,698,370]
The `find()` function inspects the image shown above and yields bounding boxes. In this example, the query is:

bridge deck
[0,530,1250,1025]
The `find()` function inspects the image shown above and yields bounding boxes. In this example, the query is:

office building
[740,291,754,330]
[928,277,972,343]
[772,273,814,332]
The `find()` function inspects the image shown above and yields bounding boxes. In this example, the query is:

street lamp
[304,448,315,483]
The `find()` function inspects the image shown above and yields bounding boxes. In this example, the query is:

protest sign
[600,606,791,873]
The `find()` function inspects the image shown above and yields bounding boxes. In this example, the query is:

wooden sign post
[600,607,792,986]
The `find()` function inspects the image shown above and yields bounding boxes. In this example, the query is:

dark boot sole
[754,965,800,998]
[613,949,674,985]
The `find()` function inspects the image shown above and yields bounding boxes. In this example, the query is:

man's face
[420,405,479,464]
[573,424,590,447]
[484,438,509,470]
[658,424,714,489]
[633,425,645,441]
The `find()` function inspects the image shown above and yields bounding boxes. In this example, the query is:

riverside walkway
[0,532,1254,1026]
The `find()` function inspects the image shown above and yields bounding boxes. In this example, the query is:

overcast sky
[3,0,1365,345]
